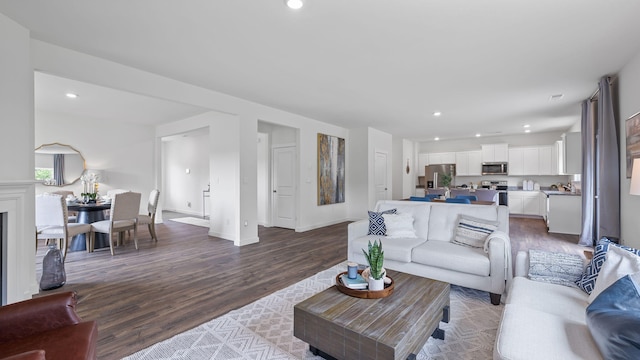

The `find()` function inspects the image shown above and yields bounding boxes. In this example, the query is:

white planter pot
[368,277,385,291]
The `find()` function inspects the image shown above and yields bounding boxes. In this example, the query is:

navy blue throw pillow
[367,209,397,235]
[586,274,640,360]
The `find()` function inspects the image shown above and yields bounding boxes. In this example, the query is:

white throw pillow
[382,213,416,238]
[588,245,640,303]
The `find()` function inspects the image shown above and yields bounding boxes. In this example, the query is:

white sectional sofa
[494,250,602,360]
[347,200,512,305]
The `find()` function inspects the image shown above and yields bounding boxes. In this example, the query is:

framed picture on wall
[317,133,345,205]
[626,111,640,178]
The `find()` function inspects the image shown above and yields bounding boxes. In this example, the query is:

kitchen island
[542,190,581,235]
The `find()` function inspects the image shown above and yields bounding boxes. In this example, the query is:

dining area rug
[124,262,504,360]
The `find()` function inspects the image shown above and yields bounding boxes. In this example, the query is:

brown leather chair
[0,292,97,360]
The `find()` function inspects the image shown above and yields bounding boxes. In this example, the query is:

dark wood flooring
[34,214,584,359]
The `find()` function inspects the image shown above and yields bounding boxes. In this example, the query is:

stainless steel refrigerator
[425,164,456,189]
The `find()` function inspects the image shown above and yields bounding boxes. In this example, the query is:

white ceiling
[3,0,640,141]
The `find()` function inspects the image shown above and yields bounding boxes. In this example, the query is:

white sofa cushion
[427,203,499,242]
[382,213,416,238]
[412,241,490,276]
[588,245,640,303]
[506,277,588,323]
[377,202,431,239]
[495,303,602,360]
[351,235,426,263]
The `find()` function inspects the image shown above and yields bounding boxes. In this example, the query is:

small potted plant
[362,239,385,291]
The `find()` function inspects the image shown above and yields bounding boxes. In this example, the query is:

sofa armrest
[347,219,369,260]
[1,350,46,360]
[514,250,529,278]
[0,292,82,343]
[484,231,513,294]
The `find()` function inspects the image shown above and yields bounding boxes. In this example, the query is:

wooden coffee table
[294,270,450,360]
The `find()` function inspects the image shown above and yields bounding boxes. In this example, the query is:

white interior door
[272,146,296,229]
[375,151,389,202]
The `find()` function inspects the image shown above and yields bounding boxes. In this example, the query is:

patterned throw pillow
[367,209,397,235]
[527,249,584,288]
[452,215,498,248]
[575,237,640,294]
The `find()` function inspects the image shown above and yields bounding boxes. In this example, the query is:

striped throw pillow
[452,215,498,248]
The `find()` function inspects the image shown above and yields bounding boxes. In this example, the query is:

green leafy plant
[362,239,384,280]
[441,173,452,188]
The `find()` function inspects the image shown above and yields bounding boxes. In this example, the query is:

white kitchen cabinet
[556,140,565,175]
[417,153,429,176]
[538,146,554,175]
[547,194,582,234]
[509,146,556,176]
[482,144,508,163]
[508,148,524,175]
[468,150,482,175]
[508,190,543,216]
[428,152,456,165]
[562,132,581,175]
[455,150,482,176]
[522,148,539,175]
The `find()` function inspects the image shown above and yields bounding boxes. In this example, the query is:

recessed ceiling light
[523,124,530,128]
[475,133,481,137]
[549,94,564,101]
[525,129,531,133]
[65,93,78,99]
[434,137,440,141]
[285,0,303,9]
[433,111,442,117]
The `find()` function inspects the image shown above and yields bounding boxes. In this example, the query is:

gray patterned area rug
[124,263,504,360]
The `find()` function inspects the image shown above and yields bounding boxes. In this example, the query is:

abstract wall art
[317,133,345,205]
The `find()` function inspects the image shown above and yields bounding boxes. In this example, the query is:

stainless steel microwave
[482,162,508,175]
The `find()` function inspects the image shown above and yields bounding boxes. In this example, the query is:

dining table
[67,202,111,251]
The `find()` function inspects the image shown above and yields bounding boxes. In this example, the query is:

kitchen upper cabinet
[456,150,482,176]
[522,147,539,175]
[509,146,556,176]
[417,153,429,176]
[562,132,581,175]
[508,148,524,175]
[428,152,456,165]
[482,144,508,163]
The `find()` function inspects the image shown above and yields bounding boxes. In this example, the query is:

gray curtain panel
[53,154,65,186]
[579,99,597,246]
[596,76,620,242]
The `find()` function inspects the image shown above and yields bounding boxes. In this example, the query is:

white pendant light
[286,0,303,9]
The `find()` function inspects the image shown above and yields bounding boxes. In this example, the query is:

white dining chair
[137,189,160,242]
[50,190,77,222]
[35,194,91,262]
[90,192,141,256]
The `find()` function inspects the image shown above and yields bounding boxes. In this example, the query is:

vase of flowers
[362,239,385,291]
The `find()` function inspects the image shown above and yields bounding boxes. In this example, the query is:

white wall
[257,133,269,226]
[162,129,209,216]
[32,40,353,243]
[34,111,154,214]
[619,49,640,249]
[348,128,369,219]
[0,13,37,302]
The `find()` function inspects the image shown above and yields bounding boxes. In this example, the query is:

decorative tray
[335,270,394,299]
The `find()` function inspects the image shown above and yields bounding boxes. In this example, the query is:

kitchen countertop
[541,189,581,196]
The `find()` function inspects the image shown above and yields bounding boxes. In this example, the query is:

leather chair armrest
[0,292,82,343]
[1,350,46,360]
